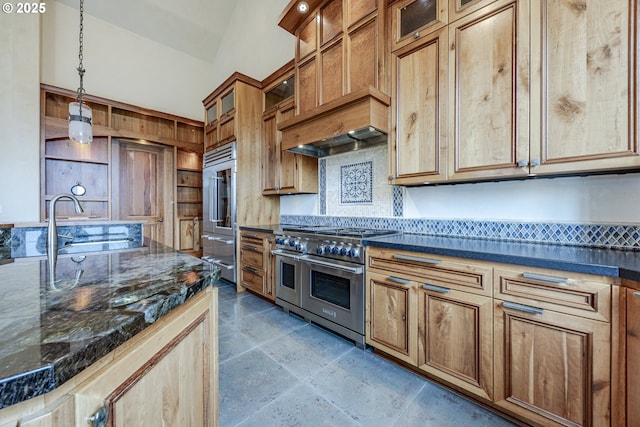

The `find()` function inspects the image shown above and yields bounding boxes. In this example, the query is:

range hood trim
[279,86,391,156]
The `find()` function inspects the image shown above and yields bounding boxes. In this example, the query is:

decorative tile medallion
[340,161,373,204]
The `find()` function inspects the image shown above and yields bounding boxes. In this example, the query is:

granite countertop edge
[362,233,640,281]
[0,248,218,410]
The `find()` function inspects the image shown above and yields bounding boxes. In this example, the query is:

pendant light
[68,0,92,144]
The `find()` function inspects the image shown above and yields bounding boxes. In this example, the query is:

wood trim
[40,84,202,127]
[261,59,295,90]
[278,0,326,34]
[202,72,262,106]
[104,311,211,427]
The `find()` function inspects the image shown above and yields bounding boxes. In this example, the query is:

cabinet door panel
[278,103,300,192]
[448,0,529,181]
[347,18,378,92]
[530,0,638,175]
[297,58,318,114]
[298,15,317,60]
[418,288,493,399]
[322,0,343,44]
[106,317,208,427]
[321,41,344,105]
[627,289,640,426]
[392,28,447,184]
[262,110,278,193]
[494,300,610,426]
[366,272,417,364]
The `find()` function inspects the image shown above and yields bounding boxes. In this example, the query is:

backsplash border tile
[280,215,640,250]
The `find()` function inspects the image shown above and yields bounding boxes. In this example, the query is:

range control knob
[289,238,297,247]
[281,238,289,247]
[324,245,333,254]
[296,241,306,251]
[316,246,325,255]
[349,247,361,258]
[340,246,350,256]
[275,237,284,245]
[332,245,343,255]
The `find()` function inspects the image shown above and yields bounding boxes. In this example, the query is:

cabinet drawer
[367,247,492,296]
[494,267,612,322]
[240,264,265,294]
[240,243,264,268]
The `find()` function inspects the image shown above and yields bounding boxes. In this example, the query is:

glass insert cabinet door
[391,0,447,49]
[215,167,232,228]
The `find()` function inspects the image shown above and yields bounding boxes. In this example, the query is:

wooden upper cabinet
[390,0,448,51]
[448,0,498,22]
[447,0,530,182]
[290,0,387,115]
[529,0,640,176]
[390,27,448,185]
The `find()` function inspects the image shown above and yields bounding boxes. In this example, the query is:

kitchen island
[0,239,219,426]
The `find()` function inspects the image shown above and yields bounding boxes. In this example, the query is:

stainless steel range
[272,226,399,347]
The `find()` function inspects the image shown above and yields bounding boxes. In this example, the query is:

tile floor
[214,280,519,427]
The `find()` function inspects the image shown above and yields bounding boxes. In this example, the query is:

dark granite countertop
[240,224,283,234]
[362,233,640,281]
[0,240,219,409]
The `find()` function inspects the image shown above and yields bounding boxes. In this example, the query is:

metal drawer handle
[522,272,568,284]
[243,233,259,238]
[503,301,544,315]
[393,254,442,265]
[422,284,450,294]
[387,276,411,285]
[634,292,640,298]
[244,266,258,274]
[242,245,260,252]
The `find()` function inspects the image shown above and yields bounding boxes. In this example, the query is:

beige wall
[0,13,41,223]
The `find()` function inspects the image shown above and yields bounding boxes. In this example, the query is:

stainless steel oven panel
[202,233,236,282]
[273,250,302,308]
[300,255,365,335]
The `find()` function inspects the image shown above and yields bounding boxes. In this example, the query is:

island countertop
[0,239,219,409]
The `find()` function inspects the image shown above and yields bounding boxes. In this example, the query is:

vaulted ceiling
[55,0,237,63]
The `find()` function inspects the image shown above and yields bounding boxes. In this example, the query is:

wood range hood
[278,87,391,158]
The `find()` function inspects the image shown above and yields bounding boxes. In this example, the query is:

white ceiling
[55,0,237,63]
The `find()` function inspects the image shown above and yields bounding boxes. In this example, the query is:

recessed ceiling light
[297,1,309,13]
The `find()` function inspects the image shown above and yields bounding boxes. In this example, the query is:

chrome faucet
[47,193,84,264]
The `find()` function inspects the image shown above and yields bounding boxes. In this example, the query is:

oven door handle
[298,255,364,275]
[271,249,302,260]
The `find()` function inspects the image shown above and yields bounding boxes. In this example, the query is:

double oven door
[274,250,365,342]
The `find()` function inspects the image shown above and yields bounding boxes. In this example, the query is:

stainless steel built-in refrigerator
[202,142,236,282]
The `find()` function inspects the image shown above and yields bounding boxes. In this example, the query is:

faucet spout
[47,193,84,264]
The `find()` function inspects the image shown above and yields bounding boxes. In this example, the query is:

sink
[58,237,142,254]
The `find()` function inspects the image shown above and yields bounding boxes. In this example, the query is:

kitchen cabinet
[528,0,640,176]
[40,85,204,248]
[625,287,640,426]
[175,149,203,256]
[0,287,218,427]
[366,247,494,399]
[447,0,530,181]
[389,0,447,51]
[281,0,387,115]
[261,64,318,195]
[203,73,261,152]
[389,26,448,184]
[493,266,612,426]
[239,230,274,301]
[366,246,618,425]
[367,270,417,365]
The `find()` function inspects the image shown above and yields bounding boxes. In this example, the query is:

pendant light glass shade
[69,101,93,144]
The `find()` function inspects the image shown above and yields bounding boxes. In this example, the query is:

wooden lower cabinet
[0,288,218,427]
[493,299,611,426]
[626,288,640,426]
[366,271,417,365]
[417,285,493,400]
[238,230,274,301]
[367,247,619,426]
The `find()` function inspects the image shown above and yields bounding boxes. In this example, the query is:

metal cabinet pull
[393,254,442,265]
[244,266,258,274]
[422,284,450,294]
[522,272,568,284]
[87,406,108,427]
[634,292,640,298]
[242,245,260,252]
[387,276,411,285]
[244,233,258,238]
[502,301,544,315]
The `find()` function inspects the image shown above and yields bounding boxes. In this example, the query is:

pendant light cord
[76,0,86,115]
